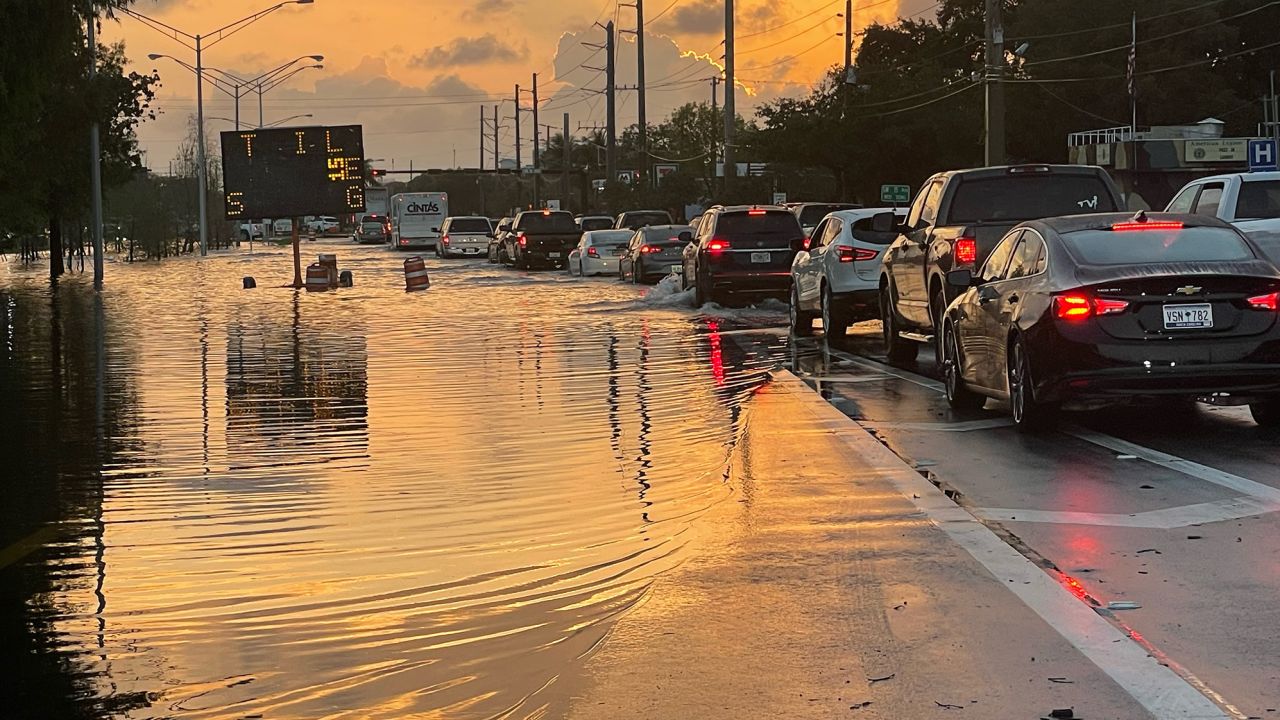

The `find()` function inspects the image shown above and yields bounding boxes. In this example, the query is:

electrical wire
[1009,0,1236,42]
[648,0,682,25]
[737,35,832,72]
[856,80,978,118]
[739,15,837,56]
[738,0,842,40]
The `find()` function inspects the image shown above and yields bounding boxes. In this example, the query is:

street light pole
[195,33,208,256]
[88,10,105,289]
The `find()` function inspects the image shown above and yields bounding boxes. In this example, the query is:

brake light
[1111,221,1184,232]
[836,245,878,263]
[587,246,599,257]
[641,245,662,254]
[747,208,767,216]
[441,235,451,246]
[1247,291,1280,311]
[954,236,977,267]
[518,236,527,248]
[707,239,731,254]
[542,209,551,215]
[1054,294,1129,320]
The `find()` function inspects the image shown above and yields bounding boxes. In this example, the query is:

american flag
[1127,13,1137,98]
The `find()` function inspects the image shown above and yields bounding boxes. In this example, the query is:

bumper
[442,243,488,257]
[582,257,621,275]
[519,251,570,266]
[1047,364,1280,401]
[356,234,387,244]
[709,270,791,294]
[396,237,438,250]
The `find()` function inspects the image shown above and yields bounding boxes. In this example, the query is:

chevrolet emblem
[1175,285,1203,296]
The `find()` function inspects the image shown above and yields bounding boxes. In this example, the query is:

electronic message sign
[221,125,366,220]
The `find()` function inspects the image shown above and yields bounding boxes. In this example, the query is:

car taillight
[1247,291,1280,311]
[399,238,409,246]
[641,245,662,253]
[441,235,451,245]
[954,236,977,267]
[837,245,878,263]
[1054,294,1129,320]
[587,247,599,257]
[707,239,731,254]
[518,236,527,248]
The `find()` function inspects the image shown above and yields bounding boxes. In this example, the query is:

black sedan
[620,224,694,284]
[940,212,1280,431]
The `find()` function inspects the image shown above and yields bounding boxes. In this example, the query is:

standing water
[0,243,786,718]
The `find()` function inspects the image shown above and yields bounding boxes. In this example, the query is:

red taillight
[1054,294,1129,321]
[837,245,878,263]
[441,234,451,246]
[1111,221,1184,232]
[587,246,599,257]
[1247,291,1280,311]
[707,239,731,254]
[954,236,977,267]
[640,245,662,254]
[518,235,527,248]
[747,208,766,216]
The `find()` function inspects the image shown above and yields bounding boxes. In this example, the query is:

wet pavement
[3,242,1278,718]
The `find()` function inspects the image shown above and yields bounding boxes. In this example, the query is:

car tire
[880,284,915,362]
[1009,336,1057,432]
[943,324,985,412]
[790,285,815,337]
[822,285,849,347]
[1250,399,1280,427]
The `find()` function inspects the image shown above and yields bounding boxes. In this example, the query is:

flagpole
[1130,11,1137,137]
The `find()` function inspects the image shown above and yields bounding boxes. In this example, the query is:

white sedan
[569,229,633,276]
[790,207,906,340]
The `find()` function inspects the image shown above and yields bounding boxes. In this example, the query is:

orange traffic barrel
[305,263,330,292]
[318,253,338,288]
[404,256,430,292]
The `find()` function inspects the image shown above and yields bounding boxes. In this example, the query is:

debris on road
[934,700,964,710]
[867,673,895,684]
[1045,709,1075,719]
[1107,601,1142,610]
[1047,677,1074,684]
[849,701,872,710]
[1136,548,1161,554]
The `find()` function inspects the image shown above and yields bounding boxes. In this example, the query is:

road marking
[837,353,947,392]
[869,418,1015,432]
[802,374,890,384]
[772,369,1236,720]
[974,496,1280,529]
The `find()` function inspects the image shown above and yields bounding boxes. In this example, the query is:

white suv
[790,207,906,340]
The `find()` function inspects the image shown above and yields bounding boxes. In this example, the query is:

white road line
[974,496,1280,529]
[802,375,891,384]
[869,418,1015,432]
[772,369,1235,720]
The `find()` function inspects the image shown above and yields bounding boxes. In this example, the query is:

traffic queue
[372,164,1280,431]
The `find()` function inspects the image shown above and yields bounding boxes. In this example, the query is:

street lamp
[209,113,312,127]
[253,63,323,127]
[149,54,323,130]
[121,0,317,257]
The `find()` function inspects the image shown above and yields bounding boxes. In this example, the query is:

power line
[739,14,837,56]
[738,35,835,72]
[738,0,842,40]
[858,80,978,117]
[1010,0,1236,42]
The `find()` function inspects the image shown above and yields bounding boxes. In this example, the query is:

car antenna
[1130,210,1148,224]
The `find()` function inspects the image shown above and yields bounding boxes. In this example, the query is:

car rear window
[798,204,859,227]
[448,218,491,233]
[1237,181,1280,220]
[849,215,904,245]
[516,212,577,233]
[621,211,671,228]
[1062,226,1255,265]
[591,232,632,247]
[948,175,1118,224]
[580,217,614,231]
[642,226,692,243]
[715,211,802,248]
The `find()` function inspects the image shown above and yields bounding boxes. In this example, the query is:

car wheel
[880,284,915,362]
[943,324,985,412]
[822,285,849,347]
[790,285,815,337]
[1250,399,1280,427]
[1009,336,1057,432]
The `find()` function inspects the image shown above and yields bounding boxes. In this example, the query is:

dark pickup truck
[877,164,1124,360]
[506,210,581,270]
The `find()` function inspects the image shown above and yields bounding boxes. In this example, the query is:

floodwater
[0,243,788,719]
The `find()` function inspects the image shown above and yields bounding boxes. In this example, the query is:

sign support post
[292,217,302,288]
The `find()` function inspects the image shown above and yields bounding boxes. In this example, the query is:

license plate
[669,265,682,274]
[614,248,627,256]
[750,251,771,263]
[549,252,561,258]
[1163,303,1213,329]
[464,248,479,254]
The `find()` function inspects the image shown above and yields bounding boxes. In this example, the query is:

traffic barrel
[339,270,353,288]
[243,276,256,289]
[404,256,430,291]
[318,253,339,288]
[305,263,330,292]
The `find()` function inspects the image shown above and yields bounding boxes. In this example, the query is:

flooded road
[0,243,788,719]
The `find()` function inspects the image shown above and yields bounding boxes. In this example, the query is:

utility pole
[493,104,500,171]
[87,9,104,289]
[983,0,1005,166]
[195,33,208,256]
[563,113,572,212]
[723,0,736,192]
[627,0,648,187]
[844,0,853,75]
[606,21,617,185]
[532,73,540,207]
[710,76,719,171]
[514,84,523,173]
[479,105,485,171]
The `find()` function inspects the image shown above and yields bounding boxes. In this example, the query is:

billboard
[222,125,366,219]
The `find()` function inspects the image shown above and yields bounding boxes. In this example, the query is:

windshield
[1237,181,1280,220]
[798,204,859,227]
[448,218,491,233]
[948,175,1117,224]
[715,212,802,248]
[621,211,671,228]
[580,217,614,231]
[1062,226,1255,265]
[516,212,577,233]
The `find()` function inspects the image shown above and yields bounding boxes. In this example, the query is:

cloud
[410,34,529,69]
[654,0,722,35]
[462,0,514,22]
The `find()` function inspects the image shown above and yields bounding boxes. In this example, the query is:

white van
[391,192,448,250]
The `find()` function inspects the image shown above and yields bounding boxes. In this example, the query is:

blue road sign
[1248,139,1278,172]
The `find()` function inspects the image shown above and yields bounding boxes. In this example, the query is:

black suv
[681,205,806,306]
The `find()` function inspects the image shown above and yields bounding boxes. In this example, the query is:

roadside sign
[772,192,787,205]
[616,170,636,185]
[654,164,678,184]
[545,199,561,210]
[1185,138,1247,163]
[220,125,366,219]
[1249,139,1278,172]
[880,184,910,204]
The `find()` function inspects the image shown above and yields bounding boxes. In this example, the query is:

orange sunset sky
[104,0,934,170]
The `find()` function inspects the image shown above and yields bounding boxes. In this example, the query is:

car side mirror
[790,237,808,253]
[431,227,440,233]
[678,230,693,243]
[946,269,975,289]
[871,211,898,234]
[498,224,511,233]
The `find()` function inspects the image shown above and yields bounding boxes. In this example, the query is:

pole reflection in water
[0,250,783,719]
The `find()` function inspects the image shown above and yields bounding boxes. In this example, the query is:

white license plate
[669,265,682,274]
[548,252,561,258]
[750,251,771,263]
[1163,303,1213,329]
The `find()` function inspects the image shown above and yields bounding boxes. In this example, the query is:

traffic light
[371,168,386,178]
